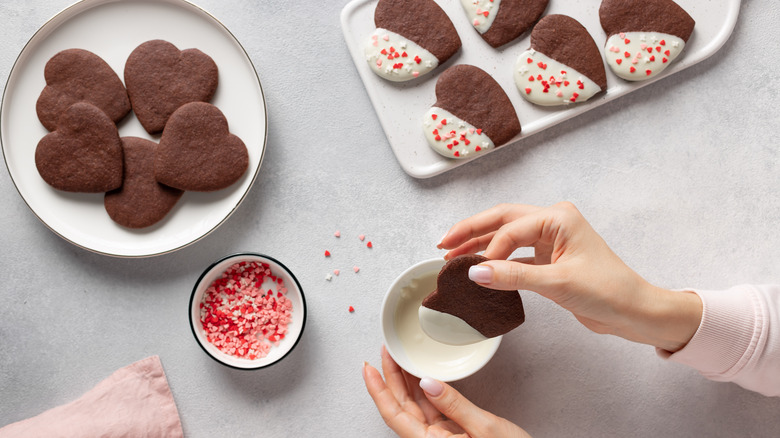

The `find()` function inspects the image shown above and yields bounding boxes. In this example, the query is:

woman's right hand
[438,202,702,353]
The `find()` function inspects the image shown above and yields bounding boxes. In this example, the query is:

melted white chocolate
[418,306,489,345]
[393,272,498,372]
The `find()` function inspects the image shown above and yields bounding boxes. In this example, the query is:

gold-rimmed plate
[1,0,267,257]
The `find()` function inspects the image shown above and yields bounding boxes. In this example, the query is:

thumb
[419,377,494,436]
[469,259,559,293]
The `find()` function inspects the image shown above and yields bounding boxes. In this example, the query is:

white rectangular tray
[341,0,741,178]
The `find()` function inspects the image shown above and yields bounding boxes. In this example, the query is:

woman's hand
[438,202,702,353]
[363,346,531,438]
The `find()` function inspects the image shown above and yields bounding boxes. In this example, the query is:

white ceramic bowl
[189,253,306,370]
[381,258,501,382]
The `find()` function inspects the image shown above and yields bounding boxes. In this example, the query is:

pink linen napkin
[0,356,183,438]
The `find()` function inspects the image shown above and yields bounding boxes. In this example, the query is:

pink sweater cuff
[657,285,780,396]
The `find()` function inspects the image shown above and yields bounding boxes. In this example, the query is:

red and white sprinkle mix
[424,108,494,158]
[515,49,600,106]
[604,31,683,81]
[200,261,292,360]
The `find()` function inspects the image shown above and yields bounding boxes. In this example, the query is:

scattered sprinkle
[348,306,355,313]
[358,234,365,241]
[333,269,340,276]
[366,241,373,249]
[334,231,341,238]
[324,250,331,257]
[326,274,333,281]
[353,266,360,273]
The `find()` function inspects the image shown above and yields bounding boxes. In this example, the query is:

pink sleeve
[657,284,780,397]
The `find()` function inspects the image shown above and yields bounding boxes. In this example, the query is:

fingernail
[419,377,443,397]
[436,232,449,249]
[468,265,493,284]
[362,361,368,379]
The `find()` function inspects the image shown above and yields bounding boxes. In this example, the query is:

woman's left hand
[363,346,532,438]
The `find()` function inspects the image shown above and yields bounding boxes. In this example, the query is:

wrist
[618,284,703,352]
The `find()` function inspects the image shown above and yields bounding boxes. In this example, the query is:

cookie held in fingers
[36,48,131,132]
[599,0,695,81]
[35,102,123,193]
[461,0,549,48]
[419,254,525,345]
[105,137,184,229]
[155,102,248,192]
[365,0,461,81]
[515,14,607,106]
[423,64,521,159]
[124,39,219,134]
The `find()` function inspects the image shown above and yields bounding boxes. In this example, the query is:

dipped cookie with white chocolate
[419,254,525,345]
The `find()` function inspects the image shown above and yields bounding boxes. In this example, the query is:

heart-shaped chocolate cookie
[105,137,184,229]
[423,64,521,159]
[365,0,461,81]
[155,102,248,192]
[124,39,219,134]
[461,0,549,48]
[35,102,123,193]
[599,0,695,81]
[36,49,131,132]
[515,14,607,106]
[421,254,525,341]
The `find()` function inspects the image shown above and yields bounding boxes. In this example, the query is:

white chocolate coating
[365,28,438,82]
[423,107,495,159]
[418,306,489,345]
[604,32,685,81]
[514,49,602,106]
[461,0,500,34]
[393,271,498,373]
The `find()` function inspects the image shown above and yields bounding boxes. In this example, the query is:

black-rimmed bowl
[189,253,306,369]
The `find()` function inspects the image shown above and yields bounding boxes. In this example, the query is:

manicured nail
[362,361,369,379]
[468,264,493,284]
[436,232,449,248]
[419,377,443,397]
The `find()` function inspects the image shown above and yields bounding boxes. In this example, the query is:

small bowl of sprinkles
[189,253,307,370]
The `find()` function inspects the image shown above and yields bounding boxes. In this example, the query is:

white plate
[341,0,741,178]
[1,0,267,257]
